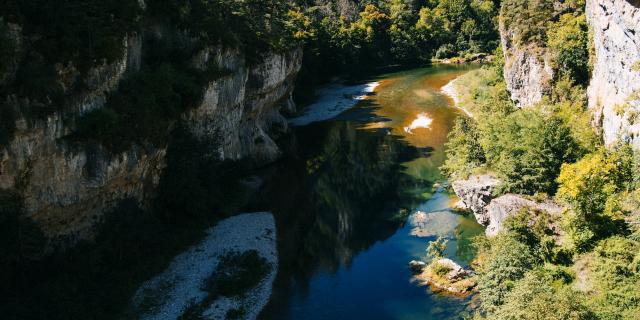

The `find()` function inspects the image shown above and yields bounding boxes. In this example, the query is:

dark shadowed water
[260,65,484,320]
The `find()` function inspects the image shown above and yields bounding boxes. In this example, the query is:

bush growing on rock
[427,236,449,259]
[547,13,590,86]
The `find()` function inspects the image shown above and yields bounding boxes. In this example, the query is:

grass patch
[204,250,271,298]
[176,250,271,320]
[431,261,453,277]
[226,306,247,320]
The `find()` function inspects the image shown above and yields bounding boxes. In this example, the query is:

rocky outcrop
[452,174,501,224]
[484,194,564,237]
[0,32,302,244]
[586,0,640,149]
[452,176,565,237]
[0,34,151,243]
[185,47,302,164]
[413,258,476,295]
[500,22,554,107]
[409,260,427,272]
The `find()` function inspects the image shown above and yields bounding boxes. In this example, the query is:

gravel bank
[132,212,277,320]
[442,78,473,118]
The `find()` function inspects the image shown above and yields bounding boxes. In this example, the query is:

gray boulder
[452,174,501,224]
[485,194,565,237]
[409,260,427,273]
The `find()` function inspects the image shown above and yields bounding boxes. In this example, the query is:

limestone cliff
[452,174,501,224]
[499,8,555,107]
[500,38,554,108]
[484,194,564,237]
[0,29,302,244]
[186,47,302,164]
[586,0,640,149]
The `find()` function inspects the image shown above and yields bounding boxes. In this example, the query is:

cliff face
[452,174,501,224]
[186,47,302,164]
[500,41,554,107]
[0,29,302,243]
[0,34,153,242]
[499,19,554,107]
[586,0,640,149]
[484,194,564,237]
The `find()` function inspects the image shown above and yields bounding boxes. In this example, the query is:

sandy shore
[441,78,473,118]
[289,81,379,126]
[132,212,277,320]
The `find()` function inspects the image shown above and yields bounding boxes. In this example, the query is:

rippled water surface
[261,65,484,320]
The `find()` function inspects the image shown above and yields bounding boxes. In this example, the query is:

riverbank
[441,78,473,118]
[132,212,277,320]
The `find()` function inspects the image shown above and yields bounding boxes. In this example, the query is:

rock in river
[413,258,476,296]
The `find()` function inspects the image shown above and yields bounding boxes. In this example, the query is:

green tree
[588,237,640,319]
[556,146,634,217]
[476,235,540,312]
[492,270,595,320]
[547,13,590,85]
[441,117,486,179]
[482,110,581,195]
[427,236,448,259]
[556,145,635,251]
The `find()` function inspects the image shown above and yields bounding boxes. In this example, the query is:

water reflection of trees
[261,120,421,310]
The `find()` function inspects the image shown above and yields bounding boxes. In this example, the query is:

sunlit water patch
[404,113,434,134]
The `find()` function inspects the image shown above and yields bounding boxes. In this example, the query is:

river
[259,64,484,319]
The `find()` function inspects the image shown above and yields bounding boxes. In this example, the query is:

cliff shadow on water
[261,119,424,308]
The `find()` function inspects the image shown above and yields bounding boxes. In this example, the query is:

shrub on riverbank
[451,4,639,315]
[442,64,584,195]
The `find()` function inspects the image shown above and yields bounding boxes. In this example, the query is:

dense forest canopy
[296,0,501,88]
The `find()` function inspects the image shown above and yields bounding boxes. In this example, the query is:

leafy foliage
[500,0,556,46]
[556,146,636,252]
[441,117,485,179]
[427,236,449,259]
[492,270,595,320]
[75,64,203,152]
[442,65,583,195]
[204,250,271,298]
[587,237,640,319]
[148,0,306,62]
[3,0,141,71]
[484,110,582,194]
[475,234,540,312]
[547,13,590,86]
[295,0,500,96]
[557,146,635,217]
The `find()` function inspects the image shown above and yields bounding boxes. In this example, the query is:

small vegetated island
[0,0,639,320]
